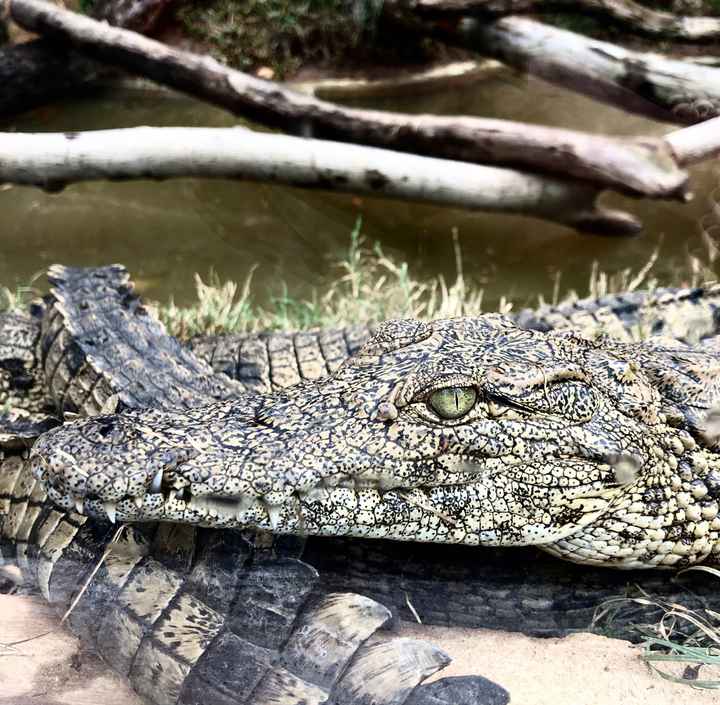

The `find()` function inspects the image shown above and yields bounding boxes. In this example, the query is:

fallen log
[0,0,172,118]
[4,0,699,200]
[91,0,175,34]
[0,126,642,235]
[388,0,720,42]
[438,16,720,125]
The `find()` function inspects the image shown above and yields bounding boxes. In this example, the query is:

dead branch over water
[433,16,720,125]
[5,0,720,235]
[0,126,643,235]
[0,0,172,116]
[5,0,709,201]
[389,0,720,42]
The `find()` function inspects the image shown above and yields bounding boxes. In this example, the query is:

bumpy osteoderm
[31,315,720,569]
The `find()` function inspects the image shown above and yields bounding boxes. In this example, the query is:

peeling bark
[443,16,720,125]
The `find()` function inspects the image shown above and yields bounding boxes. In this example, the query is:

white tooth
[101,394,119,415]
[266,504,282,531]
[64,412,81,421]
[74,497,84,514]
[134,496,144,510]
[301,487,330,503]
[236,495,254,517]
[104,501,117,524]
[150,468,164,494]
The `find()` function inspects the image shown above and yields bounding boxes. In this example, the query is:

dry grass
[155,220,507,338]
[155,218,718,340]
[593,567,720,689]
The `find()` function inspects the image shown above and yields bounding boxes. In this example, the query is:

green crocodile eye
[429,386,477,420]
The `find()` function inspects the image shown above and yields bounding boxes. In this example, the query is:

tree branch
[665,115,720,166]
[5,0,699,200]
[433,15,720,125]
[0,126,642,235]
[0,38,112,117]
[390,0,720,42]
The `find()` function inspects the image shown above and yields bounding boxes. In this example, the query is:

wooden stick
[444,16,720,125]
[0,126,642,235]
[390,0,720,42]
[665,115,720,166]
[0,0,174,117]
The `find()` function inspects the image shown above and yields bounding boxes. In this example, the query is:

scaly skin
[3,266,508,705]
[33,311,720,569]
[6,264,720,705]
[189,284,720,390]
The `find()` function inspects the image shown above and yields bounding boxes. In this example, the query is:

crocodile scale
[5,266,720,703]
[1,265,509,705]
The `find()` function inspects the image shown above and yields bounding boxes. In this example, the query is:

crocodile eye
[429,387,477,420]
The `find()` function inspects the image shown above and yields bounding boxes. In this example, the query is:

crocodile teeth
[300,487,330,503]
[100,394,119,415]
[133,496,144,510]
[74,497,84,514]
[104,501,117,524]
[150,468,164,494]
[266,503,282,531]
[235,495,254,518]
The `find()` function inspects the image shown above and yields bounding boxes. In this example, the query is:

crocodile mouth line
[31,448,613,537]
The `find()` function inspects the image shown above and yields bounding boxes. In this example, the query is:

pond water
[1,71,718,311]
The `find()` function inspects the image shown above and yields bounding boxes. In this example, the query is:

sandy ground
[0,594,717,705]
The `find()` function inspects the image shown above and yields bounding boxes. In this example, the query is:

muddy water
[1,73,718,310]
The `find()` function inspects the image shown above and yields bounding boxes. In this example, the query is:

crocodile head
[30,315,720,568]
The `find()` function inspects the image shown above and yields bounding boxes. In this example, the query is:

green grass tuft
[155,218,698,340]
[0,284,37,314]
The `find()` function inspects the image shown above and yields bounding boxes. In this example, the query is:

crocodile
[3,265,720,704]
[2,266,518,705]
[32,276,720,568]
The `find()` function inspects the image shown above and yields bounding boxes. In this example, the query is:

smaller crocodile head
[31,316,720,568]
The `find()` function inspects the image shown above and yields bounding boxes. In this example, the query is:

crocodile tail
[2,482,504,705]
[515,284,720,342]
